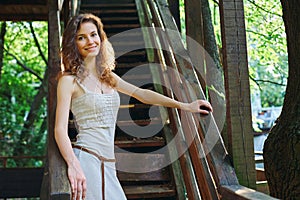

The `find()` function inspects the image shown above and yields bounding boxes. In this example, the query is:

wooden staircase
[0,1,279,200]
[79,0,178,199]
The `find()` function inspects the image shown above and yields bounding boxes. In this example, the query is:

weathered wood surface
[137,1,201,199]
[0,0,48,21]
[47,0,71,199]
[123,184,176,199]
[220,185,278,200]
[219,0,256,188]
[138,0,277,199]
[155,0,237,186]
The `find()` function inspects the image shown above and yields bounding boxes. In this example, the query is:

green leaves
[244,0,287,107]
[0,21,48,167]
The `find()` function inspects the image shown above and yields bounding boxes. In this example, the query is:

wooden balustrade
[136,0,277,199]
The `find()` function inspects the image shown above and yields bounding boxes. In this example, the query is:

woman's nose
[86,36,94,43]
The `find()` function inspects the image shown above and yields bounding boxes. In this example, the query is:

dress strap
[72,145,116,200]
[74,78,88,93]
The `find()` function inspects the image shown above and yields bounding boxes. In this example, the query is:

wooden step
[82,0,135,5]
[116,61,149,68]
[115,121,164,140]
[101,16,140,24]
[83,9,137,15]
[115,62,151,77]
[116,50,147,63]
[81,3,136,9]
[111,39,144,51]
[105,23,140,29]
[123,184,176,199]
[115,137,165,148]
[107,30,143,39]
[118,167,170,182]
[115,152,169,172]
[117,117,162,127]
[118,104,160,121]
[119,74,152,87]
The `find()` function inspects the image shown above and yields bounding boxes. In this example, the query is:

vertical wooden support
[47,0,71,199]
[219,0,256,189]
[184,0,204,46]
[184,0,207,91]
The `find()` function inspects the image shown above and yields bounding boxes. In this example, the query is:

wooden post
[184,0,207,92]
[219,0,256,189]
[184,0,204,46]
[47,0,71,199]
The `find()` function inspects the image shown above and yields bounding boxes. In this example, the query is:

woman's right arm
[54,75,86,200]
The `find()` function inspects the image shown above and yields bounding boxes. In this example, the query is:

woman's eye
[91,33,98,37]
[77,36,84,41]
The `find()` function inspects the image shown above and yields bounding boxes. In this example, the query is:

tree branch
[250,75,286,87]
[4,49,43,81]
[28,22,48,66]
[246,0,282,17]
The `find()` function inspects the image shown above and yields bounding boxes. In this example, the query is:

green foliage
[244,0,287,107]
[208,0,287,107]
[0,21,48,167]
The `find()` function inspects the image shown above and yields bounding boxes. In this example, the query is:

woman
[55,13,212,200]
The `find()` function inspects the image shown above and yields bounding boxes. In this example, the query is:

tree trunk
[263,0,300,199]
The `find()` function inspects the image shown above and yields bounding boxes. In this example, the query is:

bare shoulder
[57,75,76,91]
[58,74,76,84]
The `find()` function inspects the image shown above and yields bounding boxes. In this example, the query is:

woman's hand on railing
[188,100,213,114]
[67,158,87,200]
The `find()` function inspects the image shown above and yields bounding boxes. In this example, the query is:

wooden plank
[219,0,256,188]
[83,9,137,14]
[219,185,278,200]
[101,16,139,24]
[115,137,165,148]
[105,23,140,29]
[256,168,266,181]
[137,0,202,198]
[155,0,239,188]
[118,167,170,182]
[115,152,168,173]
[151,1,220,199]
[81,3,136,8]
[0,0,46,5]
[47,0,71,199]
[123,184,176,199]
[0,5,48,21]
[117,104,159,121]
[117,117,162,126]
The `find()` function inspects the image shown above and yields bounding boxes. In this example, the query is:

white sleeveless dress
[71,79,127,200]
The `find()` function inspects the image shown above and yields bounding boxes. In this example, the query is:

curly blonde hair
[60,13,116,87]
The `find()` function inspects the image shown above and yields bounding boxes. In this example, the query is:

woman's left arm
[113,73,213,114]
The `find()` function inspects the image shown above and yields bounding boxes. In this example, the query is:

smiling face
[76,22,101,59]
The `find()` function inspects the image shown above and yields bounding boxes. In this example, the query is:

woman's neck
[83,57,97,75]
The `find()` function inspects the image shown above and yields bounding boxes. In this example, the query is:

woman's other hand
[188,100,213,114]
[67,159,87,200]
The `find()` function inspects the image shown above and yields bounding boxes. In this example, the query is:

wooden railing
[136,0,277,199]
